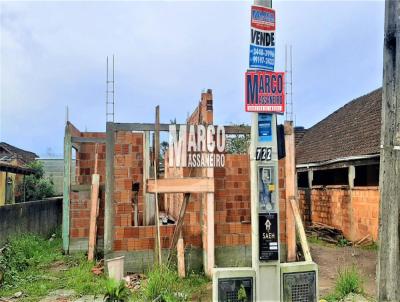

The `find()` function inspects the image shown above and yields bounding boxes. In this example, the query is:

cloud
[0,1,384,156]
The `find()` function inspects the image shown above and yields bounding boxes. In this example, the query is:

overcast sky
[0,1,384,157]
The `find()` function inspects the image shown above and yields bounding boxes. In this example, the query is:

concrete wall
[40,158,75,195]
[0,198,62,245]
[298,186,379,241]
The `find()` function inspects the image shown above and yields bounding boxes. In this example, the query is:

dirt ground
[311,242,377,299]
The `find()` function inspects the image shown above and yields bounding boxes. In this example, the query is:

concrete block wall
[298,186,379,241]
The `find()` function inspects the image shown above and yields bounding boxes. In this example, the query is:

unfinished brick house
[63,90,294,275]
[296,88,382,242]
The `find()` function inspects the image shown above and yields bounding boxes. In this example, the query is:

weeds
[104,279,130,302]
[0,234,209,302]
[324,266,364,301]
[132,265,209,302]
[0,234,107,301]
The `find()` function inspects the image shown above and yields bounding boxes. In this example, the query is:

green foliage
[131,265,208,302]
[0,234,107,301]
[337,236,350,247]
[323,266,364,301]
[225,124,250,154]
[237,284,248,301]
[103,279,130,302]
[17,161,55,202]
[335,266,363,297]
[0,234,62,289]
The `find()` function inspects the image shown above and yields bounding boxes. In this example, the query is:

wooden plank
[153,165,162,265]
[290,197,312,262]
[147,178,214,193]
[177,234,185,277]
[167,193,191,264]
[88,144,100,261]
[87,174,100,261]
[284,121,296,262]
[62,124,72,253]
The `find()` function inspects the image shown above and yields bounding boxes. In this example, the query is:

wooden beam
[147,178,214,193]
[167,193,191,264]
[88,145,100,261]
[290,197,312,262]
[87,174,99,261]
[284,121,296,262]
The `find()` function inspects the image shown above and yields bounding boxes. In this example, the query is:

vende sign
[251,6,275,31]
[245,71,285,113]
[249,6,275,71]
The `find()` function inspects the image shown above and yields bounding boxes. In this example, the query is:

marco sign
[245,70,285,113]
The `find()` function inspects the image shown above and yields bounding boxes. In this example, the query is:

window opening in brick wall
[354,164,379,186]
[297,171,308,188]
[312,168,348,186]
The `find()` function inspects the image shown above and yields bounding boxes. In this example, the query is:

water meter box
[280,261,318,302]
[212,268,255,302]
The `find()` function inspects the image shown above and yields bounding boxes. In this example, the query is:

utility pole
[377,0,400,301]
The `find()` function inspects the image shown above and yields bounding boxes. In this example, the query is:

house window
[297,171,309,188]
[313,168,348,186]
[354,164,379,186]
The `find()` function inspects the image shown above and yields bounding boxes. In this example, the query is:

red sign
[245,71,285,113]
[251,6,275,31]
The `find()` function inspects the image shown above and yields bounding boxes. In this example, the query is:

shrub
[17,161,55,202]
[104,279,130,302]
[334,266,363,297]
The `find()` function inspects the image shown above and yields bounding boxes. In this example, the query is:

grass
[323,266,364,302]
[0,233,107,301]
[0,233,210,302]
[131,265,209,302]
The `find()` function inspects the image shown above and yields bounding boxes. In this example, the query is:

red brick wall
[70,132,106,239]
[298,186,379,241]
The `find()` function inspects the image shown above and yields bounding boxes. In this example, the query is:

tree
[17,161,55,202]
[225,124,250,154]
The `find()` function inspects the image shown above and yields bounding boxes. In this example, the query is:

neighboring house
[295,88,382,242]
[39,158,75,195]
[0,142,38,206]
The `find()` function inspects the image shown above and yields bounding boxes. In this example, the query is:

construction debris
[306,222,351,245]
[124,273,146,292]
[354,234,373,247]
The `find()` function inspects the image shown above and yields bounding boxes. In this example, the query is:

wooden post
[377,1,400,300]
[177,233,185,278]
[284,121,296,262]
[62,124,72,253]
[290,198,312,262]
[88,144,100,261]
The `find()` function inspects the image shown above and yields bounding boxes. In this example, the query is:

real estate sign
[249,6,275,71]
[245,70,285,113]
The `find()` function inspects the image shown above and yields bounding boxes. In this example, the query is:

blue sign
[249,44,275,71]
[258,113,272,142]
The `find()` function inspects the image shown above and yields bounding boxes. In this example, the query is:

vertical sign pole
[249,0,281,301]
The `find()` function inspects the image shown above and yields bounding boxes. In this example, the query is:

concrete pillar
[308,170,313,188]
[348,165,355,188]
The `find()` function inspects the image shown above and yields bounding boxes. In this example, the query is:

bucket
[106,256,125,281]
